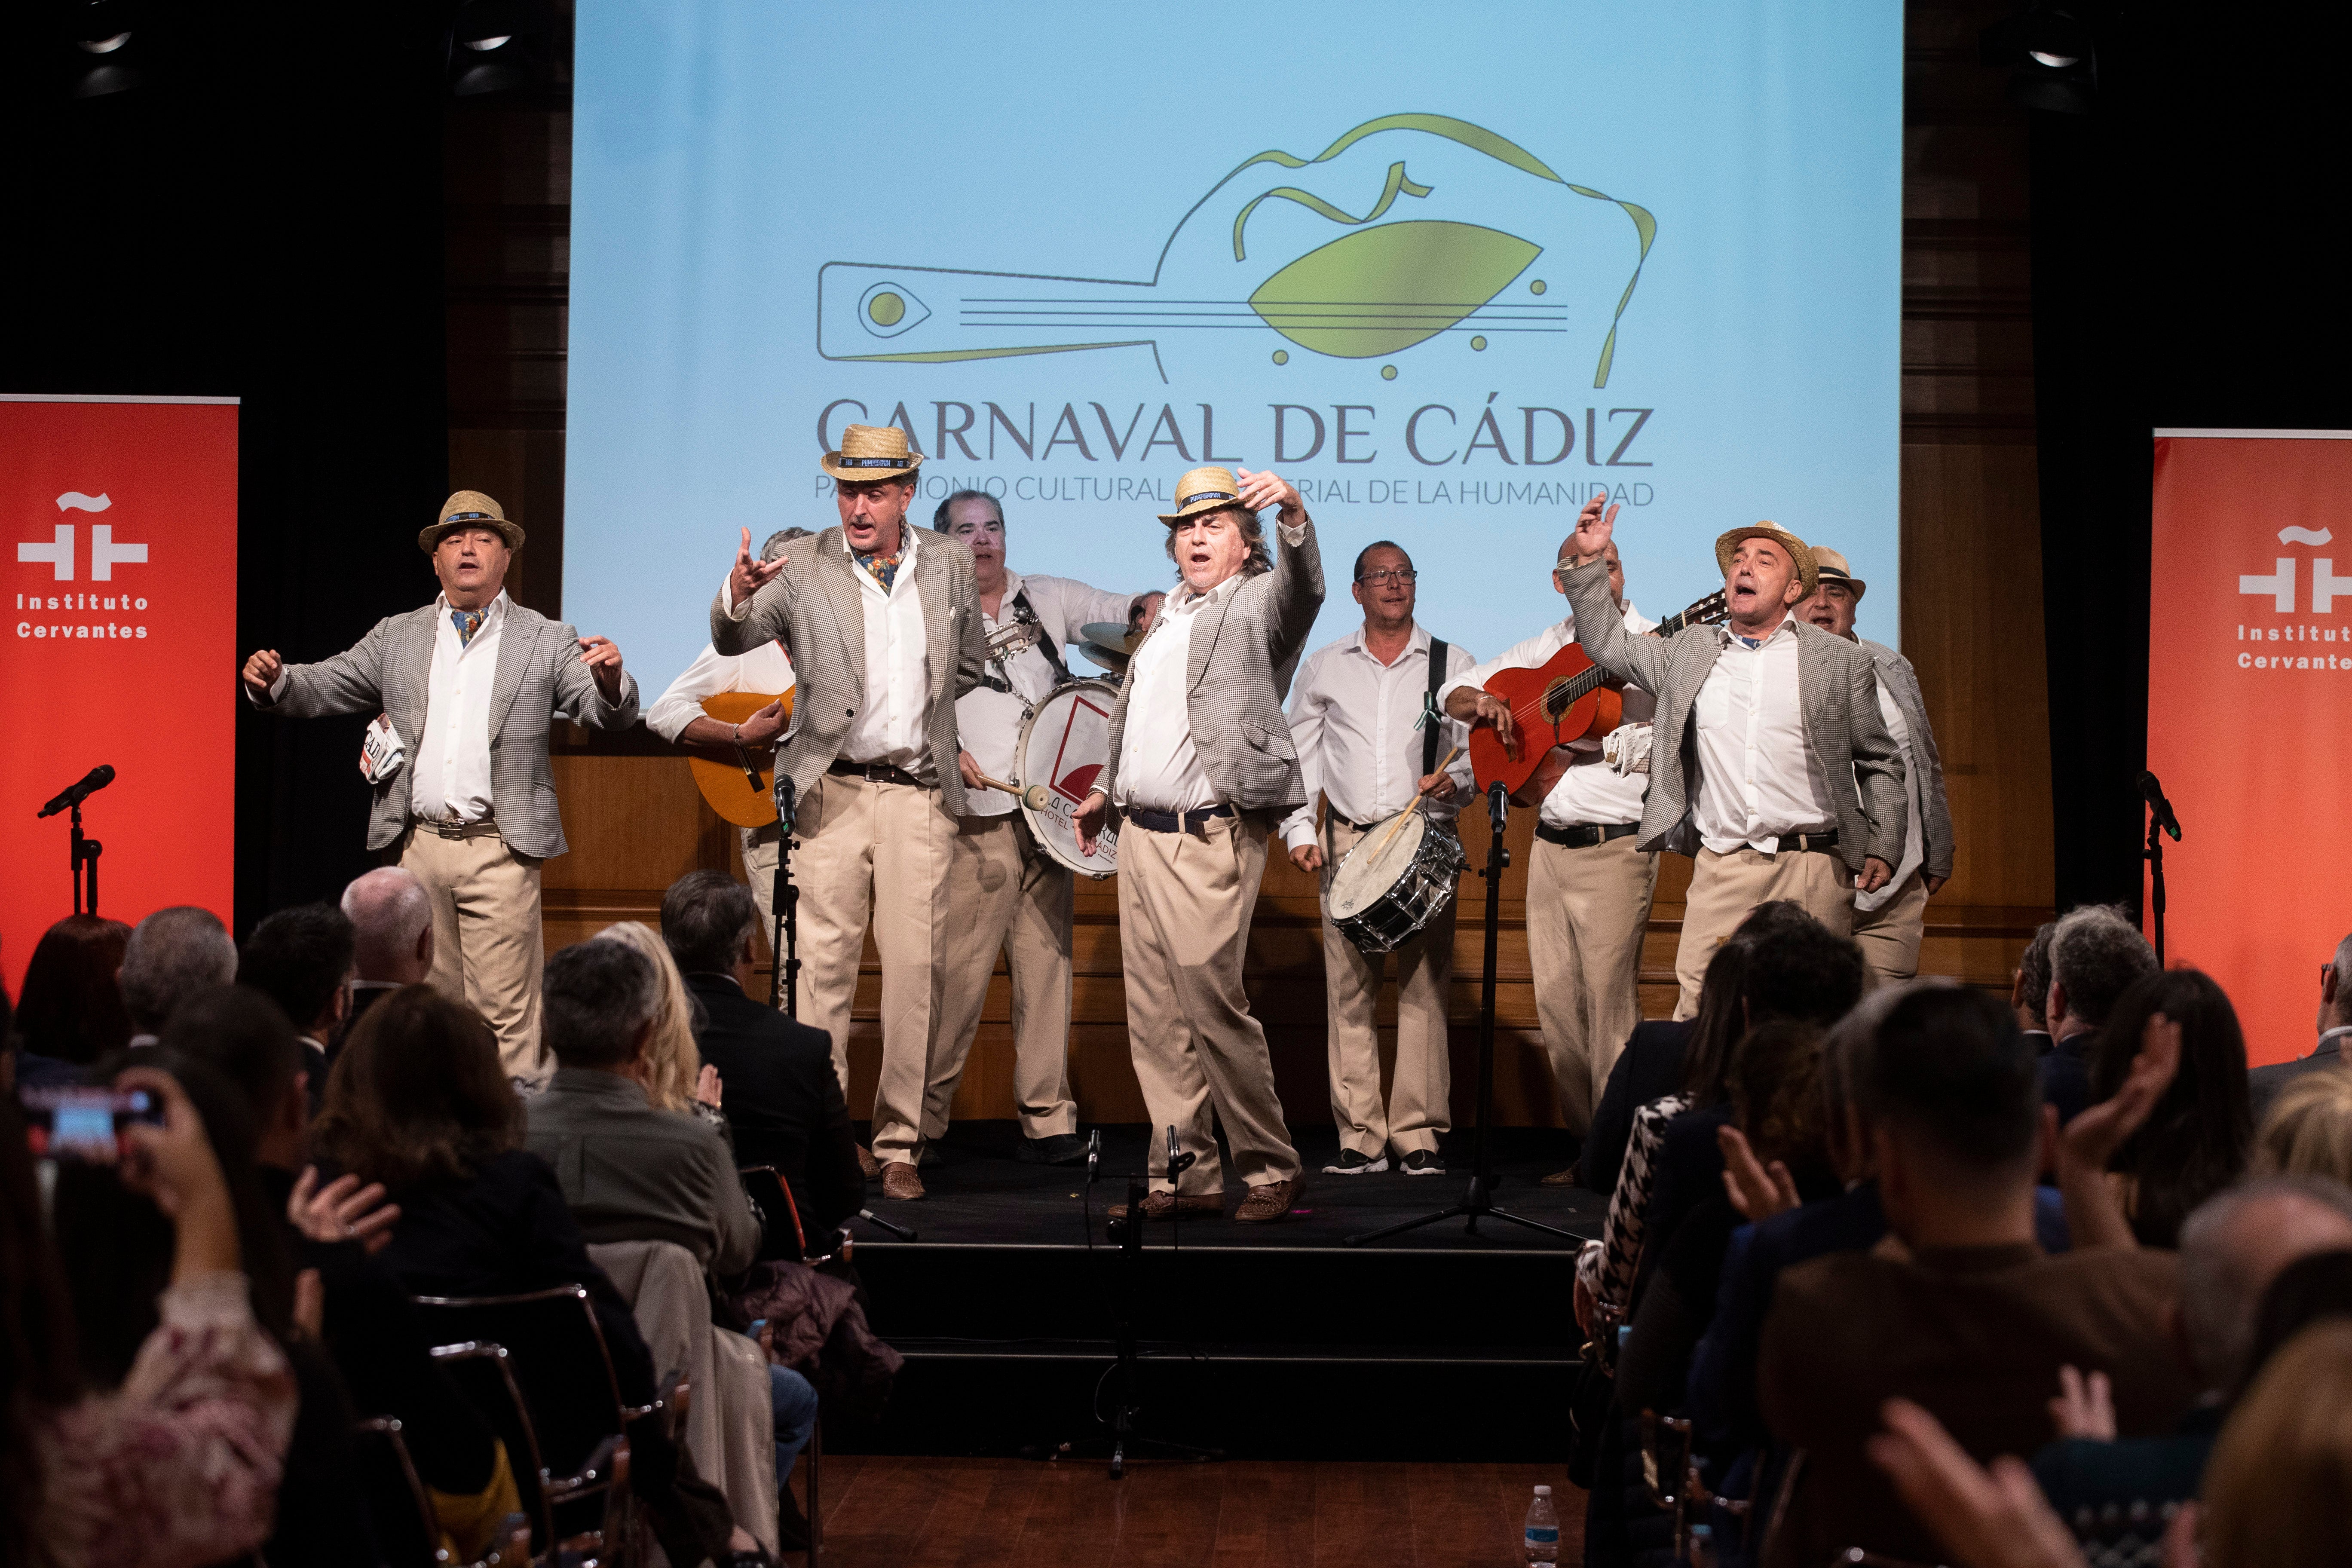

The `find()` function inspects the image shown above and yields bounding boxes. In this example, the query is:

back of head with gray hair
[119,906,240,1032]
[341,867,432,980]
[2177,1175,2352,1391]
[660,870,758,977]
[760,527,812,562]
[2016,920,2057,1029]
[541,939,661,1069]
[2048,903,2159,1030]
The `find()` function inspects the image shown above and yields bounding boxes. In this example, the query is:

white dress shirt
[1690,616,1834,854]
[409,590,508,824]
[1854,676,1926,912]
[1437,603,1658,831]
[959,570,1133,818]
[1278,625,1477,851]
[644,640,798,744]
[1112,574,1242,813]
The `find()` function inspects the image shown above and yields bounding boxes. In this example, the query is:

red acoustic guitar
[1467,591,1730,797]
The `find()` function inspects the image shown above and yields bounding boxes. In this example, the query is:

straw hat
[1712,522,1817,600]
[419,490,524,553]
[1159,466,1256,525]
[1810,546,1866,600]
[820,423,925,484]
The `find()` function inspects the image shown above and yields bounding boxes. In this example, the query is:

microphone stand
[69,799,102,916]
[1348,782,1578,1247]
[767,774,802,1017]
[2145,808,2168,967]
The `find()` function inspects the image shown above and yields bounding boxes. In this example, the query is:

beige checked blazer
[253,599,639,859]
[1101,514,1326,813]
[1561,558,1906,873]
[708,524,988,816]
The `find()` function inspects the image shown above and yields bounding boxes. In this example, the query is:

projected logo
[817,114,1655,388]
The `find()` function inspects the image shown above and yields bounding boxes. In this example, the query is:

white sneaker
[1322,1149,1390,1175]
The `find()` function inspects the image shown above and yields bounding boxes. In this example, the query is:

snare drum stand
[768,774,802,1017]
[1348,784,1580,1247]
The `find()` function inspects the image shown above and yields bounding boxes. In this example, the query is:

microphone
[1165,1124,1197,1179]
[774,771,797,831]
[2139,770,2182,842]
[37,765,115,819]
[1488,778,1509,833]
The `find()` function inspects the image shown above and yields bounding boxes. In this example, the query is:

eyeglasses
[1357,569,1418,586]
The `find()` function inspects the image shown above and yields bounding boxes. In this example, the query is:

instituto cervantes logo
[2236,524,2352,671]
[16,490,155,640]
[816,114,1656,389]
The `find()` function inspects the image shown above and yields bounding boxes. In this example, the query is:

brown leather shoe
[1540,1163,1581,1187]
[856,1144,882,1179]
[880,1161,925,1201]
[1107,1190,1222,1221]
[1234,1178,1301,1224]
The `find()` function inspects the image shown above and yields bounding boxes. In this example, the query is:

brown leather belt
[1536,820,1639,850]
[828,759,928,787]
[1124,803,1234,834]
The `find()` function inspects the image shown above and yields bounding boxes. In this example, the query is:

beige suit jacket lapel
[812,537,866,692]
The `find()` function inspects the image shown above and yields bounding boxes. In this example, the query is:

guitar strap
[1422,638,1449,777]
[980,588,1069,695]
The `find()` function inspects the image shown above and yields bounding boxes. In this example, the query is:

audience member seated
[2012,918,2056,1050]
[1871,1319,2352,1568]
[2030,1176,2352,1520]
[2249,929,2352,1118]
[236,901,359,1112]
[164,985,522,1556]
[1757,986,2195,1568]
[313,984,768,1567]
[0,1067,298,1568]
[341,866,436,1023]
[10,914,133,1088]
[2256,1069,2352,1182]
[2038,904,2159,1124]
[119,905,240,1046]
[594,918,726,1129]
[2085,968,2252,1247]
[661,870,864,1239]
[526,941,761,1276]
[1578,1019,1699,1199]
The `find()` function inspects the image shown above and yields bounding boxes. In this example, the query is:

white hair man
[925,489,1161,1167]
[2039,903,2159,1123]
[119,905,239,1044]
[341,866,436,1025]
[2249,932,2352,1118]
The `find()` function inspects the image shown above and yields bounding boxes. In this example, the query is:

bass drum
[1016,677,1122,878]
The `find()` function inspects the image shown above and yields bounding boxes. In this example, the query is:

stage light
[61,0,143,98]
[447,0,541,96]
[1981,3,2099,116]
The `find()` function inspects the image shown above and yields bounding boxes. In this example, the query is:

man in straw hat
[1070,465,1323,1223]
[1799,547,1954,986]
[710,424,986,1200]
[921,488,1162,1167]
[242,490,639,1084]
[1555,496,1907,1017]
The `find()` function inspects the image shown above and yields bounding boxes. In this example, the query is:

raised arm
[242,618,392,719]
[551,622,638,730]
[711,526,793,657]
[1557,498,1672,693]
[1238,468,1323,669]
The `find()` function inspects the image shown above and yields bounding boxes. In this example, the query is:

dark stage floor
[847,1121,1608,1251]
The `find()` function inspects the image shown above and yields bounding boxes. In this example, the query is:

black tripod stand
[2140,768,2183,965]
[767,775,802,1015]
[1348,783,1580,1247]
[67,800,103,916]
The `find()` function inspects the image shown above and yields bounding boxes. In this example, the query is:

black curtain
[0,4,451,932]
[2028,8,2352,914]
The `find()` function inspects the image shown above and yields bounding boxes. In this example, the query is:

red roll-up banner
[2148,430,2352,1068]
[3,396,239,995]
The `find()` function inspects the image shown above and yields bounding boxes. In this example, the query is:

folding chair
[352,1415,534,1568]
[413,1289,677,1564]
[739,1165,850,1560]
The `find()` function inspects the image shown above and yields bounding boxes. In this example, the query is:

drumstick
[1365,743,1464,864]
[972,770,1052,812]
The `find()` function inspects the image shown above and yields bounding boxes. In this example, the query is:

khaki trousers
[1318,816,1455,1158]
[790,772,956,1165]
[740,823,784,954]
[1525,833,1658,1133]
[924,813,1078,1140]
[1118,812,1300,1195]
[1853,869,1930,989]
[1674,845,1856,1019]
[398,825,546,1087]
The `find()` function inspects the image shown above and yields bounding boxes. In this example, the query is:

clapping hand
[1718,1125,1801,1222]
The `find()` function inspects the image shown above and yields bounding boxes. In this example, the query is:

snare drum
[1015,677,1122,878]
[1327,810,1467,955]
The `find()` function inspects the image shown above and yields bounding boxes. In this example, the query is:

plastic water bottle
[1523,1484,1561,1568]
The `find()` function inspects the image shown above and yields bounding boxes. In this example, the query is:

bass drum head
[1329,810,1428,921]
[1017,678,1121,878]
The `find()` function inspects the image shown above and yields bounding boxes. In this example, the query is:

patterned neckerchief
[853,548,903,593]
[450,606,487,646]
